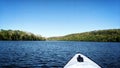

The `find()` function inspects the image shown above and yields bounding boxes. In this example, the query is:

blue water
[0,41,120,68]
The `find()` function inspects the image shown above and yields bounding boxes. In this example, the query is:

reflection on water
[0,41,120,68]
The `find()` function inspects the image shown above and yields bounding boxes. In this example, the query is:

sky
[0,0,120,37]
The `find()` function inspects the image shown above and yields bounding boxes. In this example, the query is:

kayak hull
[64,53,101,68]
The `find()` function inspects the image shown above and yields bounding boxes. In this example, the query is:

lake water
[0,41,120,68]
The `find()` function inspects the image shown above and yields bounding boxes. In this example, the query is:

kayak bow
[64,53,101,68]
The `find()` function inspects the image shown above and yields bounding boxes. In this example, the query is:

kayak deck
[64,53,101,68]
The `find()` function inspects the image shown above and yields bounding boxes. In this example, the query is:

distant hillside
[0,29,46,41]
[47,29,120,42]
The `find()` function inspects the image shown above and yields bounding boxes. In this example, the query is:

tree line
[0,29,120,42]
[47,29,120,42]
[0,29,46,41]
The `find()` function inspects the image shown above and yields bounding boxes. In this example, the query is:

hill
[0,29,46,41]
[47,29,120,42]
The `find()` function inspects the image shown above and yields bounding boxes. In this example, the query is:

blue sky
[0,0,120,37]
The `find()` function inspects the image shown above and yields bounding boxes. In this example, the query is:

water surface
[0,41,120,68]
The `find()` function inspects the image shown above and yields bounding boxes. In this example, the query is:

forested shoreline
[0,29,120,42]
[0,29,46,41]
[47,29,120,42]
